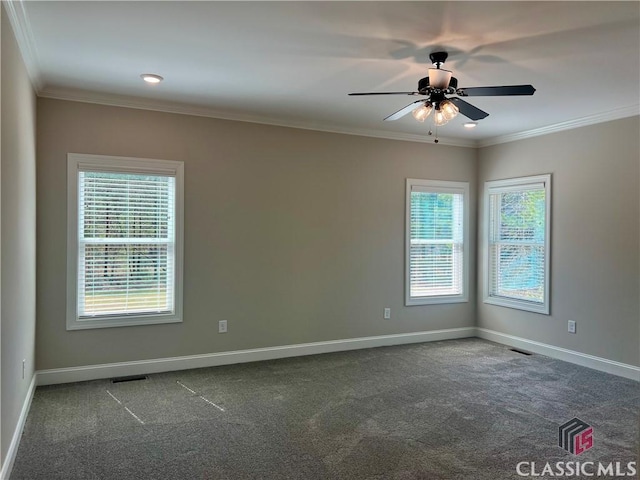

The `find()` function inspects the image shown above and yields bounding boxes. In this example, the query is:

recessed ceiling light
[141,74,163,84]
[463,122,478,129]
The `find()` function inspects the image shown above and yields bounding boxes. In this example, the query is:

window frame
[405,178,470,306]
[483,174,551,315]
[66,153,184,330]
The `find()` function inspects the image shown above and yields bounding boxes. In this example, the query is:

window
[484,174,551,314]
[405,179,469,305]
[67,154,184,330]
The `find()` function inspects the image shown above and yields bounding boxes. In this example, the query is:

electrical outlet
[218,320,228,333]
[568,320,576,334]
[22,359,26,379]
[383,308,391,320]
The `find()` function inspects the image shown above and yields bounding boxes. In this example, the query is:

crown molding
[38,87,639,151]
[479,104,640,148]
[3,0,43,91]
[38,86,477,148]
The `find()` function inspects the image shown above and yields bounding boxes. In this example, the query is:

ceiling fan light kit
[411,103,433,122]
[349,50,536,142]
[439,100,459,122]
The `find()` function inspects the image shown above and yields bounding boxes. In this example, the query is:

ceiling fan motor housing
[418,76,458,93]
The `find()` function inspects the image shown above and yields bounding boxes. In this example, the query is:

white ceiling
[8,1,640,146]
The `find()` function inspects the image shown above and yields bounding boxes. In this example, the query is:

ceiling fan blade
[348,92,420,96]
[449,97,489,121]
[456,85,536,96]
[384,100,426,121]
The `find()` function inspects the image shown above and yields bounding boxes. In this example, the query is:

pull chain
[427,120,440,144]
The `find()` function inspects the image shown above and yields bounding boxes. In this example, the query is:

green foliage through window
[408,187,465,300]
[488,181,548,308]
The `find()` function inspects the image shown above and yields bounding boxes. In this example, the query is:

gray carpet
[10,339,639,479]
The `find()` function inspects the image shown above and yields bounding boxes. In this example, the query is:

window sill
[484,296,549,315]
[66,313,182,330]
[406,296,468,306]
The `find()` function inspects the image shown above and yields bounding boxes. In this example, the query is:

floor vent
[111,375,148,383]
[510,348,532,356]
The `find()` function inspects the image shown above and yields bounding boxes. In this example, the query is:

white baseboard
[36,327,476,386]
[476,328,640,381]
[36,326,639,387]
[1,374,37,480]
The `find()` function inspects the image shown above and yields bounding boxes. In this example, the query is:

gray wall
[1,6,37,464]
[477,117,640,366]
[36,98,477,370]
[32,77,640,376]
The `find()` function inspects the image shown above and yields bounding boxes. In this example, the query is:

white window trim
[67,153,184,330]
[483,174,551,315]
[405,179,469,306]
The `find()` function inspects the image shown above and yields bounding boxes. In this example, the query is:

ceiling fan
[349,51,535,129]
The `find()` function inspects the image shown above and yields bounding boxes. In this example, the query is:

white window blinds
[78,171,176,317]
[67,153,184,330]
[406,180,468,305]
[485,175,551,314]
